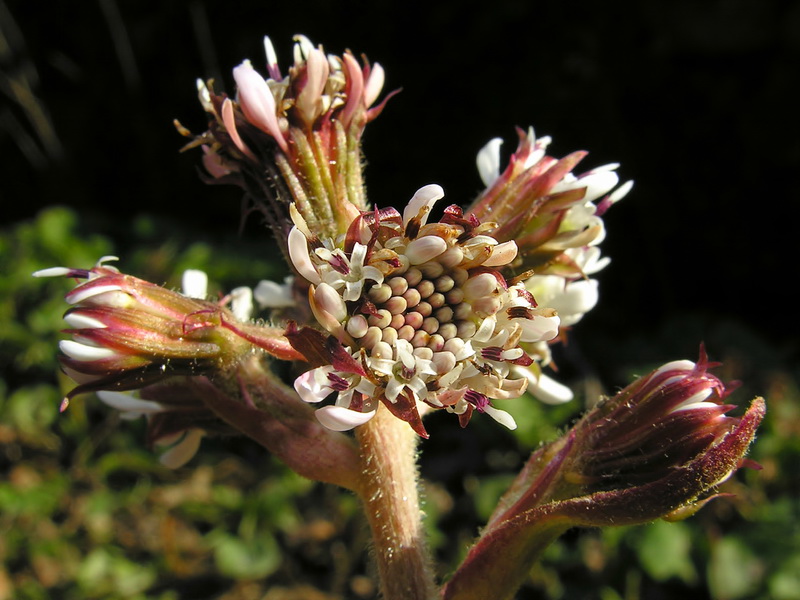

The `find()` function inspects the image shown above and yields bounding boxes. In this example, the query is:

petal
[483,241,518,267]
[254,277,295,309]
[233,60,287,151]
[288,227,322,284]
[315,405,376,431]
[32,266,73,278]
[229,286,254,321]
[405,236,448,265]
[402,184,444,227]
[476,137,503,187]
[181,269,208,298]
[59,339,117,361]
[524,371,574,405]
[483,405,517,430]
[97,390,164,415]
[294,368,334,403]
[159,429,204,469]
[221,98,257,161]
[63,312,107,329]
[363,62,385,107]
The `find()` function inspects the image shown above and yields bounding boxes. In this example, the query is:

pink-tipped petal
[315,405,376,431]
[221,98,257,161]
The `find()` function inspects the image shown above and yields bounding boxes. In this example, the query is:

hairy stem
[355,405,437,600]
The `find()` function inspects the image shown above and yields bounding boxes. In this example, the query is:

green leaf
[210,531,281,580]
[708,536,763,599]
[638,521,697,584]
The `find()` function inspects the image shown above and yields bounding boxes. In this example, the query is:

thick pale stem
[355,405,437,600]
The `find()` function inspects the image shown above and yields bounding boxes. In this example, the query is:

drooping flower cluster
[287,184,560,437]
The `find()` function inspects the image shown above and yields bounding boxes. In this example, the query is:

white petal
[580,170,619,203]
[97,390,164,415]
[63,312,107,329]
[364,62,385,107]
[59,339,117,361]
[402,184,444,227]
[313,282,348,322]
[181,269,208,298]
[233,60,285,146]
[608,179,634,204]
[483,241,518,267]
[254,278,295,308]
[294,368,334,403]
[288,227,322,284]
[483,405,517,430]
[159,429,204,469]
[32,266,72,278]
[549,279,599,326]
[672,389,715,413]
[67,284,125,306]
[653,360,696,378]
[518,314,560,343]
[228,286,253,321]
[476,137,503,187]
[525,371,574,405]
[315,406,376,431]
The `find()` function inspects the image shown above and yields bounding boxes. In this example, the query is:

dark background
[3,0,799,377]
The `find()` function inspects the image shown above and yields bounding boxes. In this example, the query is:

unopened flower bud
[443,350,765,600]
[34,258,302,407]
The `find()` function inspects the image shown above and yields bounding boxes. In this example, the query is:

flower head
[286,185,560,437]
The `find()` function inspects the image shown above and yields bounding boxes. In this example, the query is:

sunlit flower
[286,184,560,437]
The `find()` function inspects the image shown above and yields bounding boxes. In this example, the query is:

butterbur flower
[286,184,560,437]
[442,350,765,600]
[33,257,301,408]
[178,34,393,244]
[468,127,632,332]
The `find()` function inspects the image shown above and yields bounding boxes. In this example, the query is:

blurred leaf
[769,554,800,600]
[209,531,281,580]
[76,547,157,597]
[708,536,764,599]
[638,521,697,584]
[473,474,516,522]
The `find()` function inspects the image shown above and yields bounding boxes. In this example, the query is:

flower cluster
[287,184,560,436]
[178,35,391,243]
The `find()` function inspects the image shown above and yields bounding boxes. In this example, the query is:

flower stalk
[355,405,437,600]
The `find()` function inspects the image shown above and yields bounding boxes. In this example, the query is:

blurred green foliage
[2,207,799,599]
